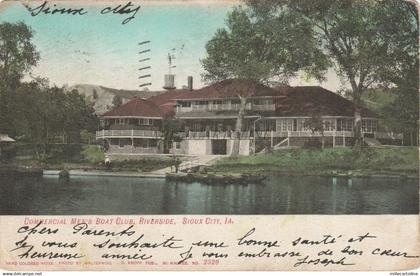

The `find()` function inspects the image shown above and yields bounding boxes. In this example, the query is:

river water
[0,175,417,214]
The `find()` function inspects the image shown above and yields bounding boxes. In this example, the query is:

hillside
[68,84,164,114]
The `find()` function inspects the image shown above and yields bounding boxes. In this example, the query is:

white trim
[175,95,277,101]
[261,116,379,120]
[176,115,260,119]
[102,116,162,119]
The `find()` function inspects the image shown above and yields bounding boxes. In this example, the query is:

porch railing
[184,130,251,139]
[96,129,162,139]
[374,132,403,140]
[97,129,403,141]
[178,103,275,112]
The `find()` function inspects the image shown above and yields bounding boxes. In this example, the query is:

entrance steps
[257,138,289,154]
[151,155,221,175]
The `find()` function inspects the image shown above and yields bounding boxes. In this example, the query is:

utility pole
[138,40,152,88]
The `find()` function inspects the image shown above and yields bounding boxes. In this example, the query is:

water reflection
[0,175,417,215]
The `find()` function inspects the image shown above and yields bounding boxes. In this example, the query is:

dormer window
[254,98,272,105]
[138,118,153,125]
[180,101,191,107]
[118,118,129,125]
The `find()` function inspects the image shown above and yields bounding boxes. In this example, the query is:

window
[297,119,306,131]
[279,119,293,131]
[337,118,353,131]
[323,119,336,131]
[180,101,191,107]
[256,120,275,131]
[254,99,263,105]
[301,119,311,131]
[118,118,129,125]
[174,142,181,149]
[253,98,271,105]
[192,122,203,131]
[119,138,131,148]
[110,139,119,145]
[149,139,157,147]
[134,139,147,148]
[138,118,153,125]
[362,119,378,133]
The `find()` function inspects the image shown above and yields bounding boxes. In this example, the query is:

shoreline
[43,169,165,178]
[0,165,416,179]
[206,168,418,179]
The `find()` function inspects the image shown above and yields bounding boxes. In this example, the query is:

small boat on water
[165,172,266,185]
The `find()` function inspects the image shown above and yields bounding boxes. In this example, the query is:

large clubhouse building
[96,78,402,156]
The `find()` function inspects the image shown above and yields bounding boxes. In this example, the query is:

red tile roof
[172,80,377,118]
[148,89,188,106]
[101,79,378,119]
[102,97,163,118]
[174,79,278,100]
[272,86,377,117]
[148,89,189,117]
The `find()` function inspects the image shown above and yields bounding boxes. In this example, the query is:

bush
[80,130,96,144]
[82,145,105,163]
[45,144,83,162]
[0,143,17,160]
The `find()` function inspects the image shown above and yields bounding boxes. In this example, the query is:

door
[212,140,227,155]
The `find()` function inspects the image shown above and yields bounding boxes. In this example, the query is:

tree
[13,81,98,160]
[162,118,185,153]
[244,0,418,147]
[304,114,325,149]
[201,7,328,155]
[0,22,39,87]
[227,81,258,156]
[0,22,40,135]
[112,95,123,108]
[201,7,328,84]
[374,1,418,145]
[204,1,418,149]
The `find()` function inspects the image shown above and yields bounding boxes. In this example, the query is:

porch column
[271,130,274,147]
[131,129,134,151]
[343,132,346,147]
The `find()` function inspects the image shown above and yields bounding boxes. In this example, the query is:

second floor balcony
[179,130,403,140]
[176,102,275,113]
[96,129,163,139]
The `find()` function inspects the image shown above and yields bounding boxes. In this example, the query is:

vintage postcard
[0,0,418,272]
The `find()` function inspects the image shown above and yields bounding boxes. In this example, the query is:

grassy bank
[208,146,419,177]
[0,145,178,173]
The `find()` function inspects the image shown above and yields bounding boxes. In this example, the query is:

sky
[0,0,341,91]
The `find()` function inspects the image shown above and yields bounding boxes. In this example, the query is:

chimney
[163,74,176,90]
[187,76,193,91]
